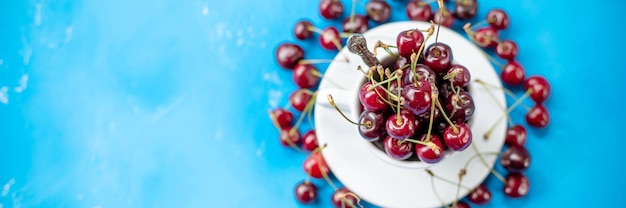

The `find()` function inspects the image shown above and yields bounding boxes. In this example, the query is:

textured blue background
[1,0,625,207]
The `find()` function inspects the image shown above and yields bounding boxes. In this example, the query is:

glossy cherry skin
[500,145,531,172]
[416,134,445,163]
[487,9,510,30]
[397,29,425,58]
[358,110,385,141]
[526,104,549,128]
[501,61,525,86]
[294,20,313,40]
[454,0,478,20]
[386,109,418,140]
[294,181,317,204]
[302,130,319,152]
[280,128,301,147]
[433,8,454,28]
[290,89,313,112]
[443,122,472,151]
[468,184,492,205]
[524,75,551,103]
[275,43,304,69]
[303,151,330,179]
[505,125,527,147]
[293,64,320,89]
[402,80,432,115]
[359,82,388,112]
[474,27,499,48]
[270,108,293,129]
[416,102,441,122]
[496,40,519,60]
[320,27,342,50]
[445,91,475,122]
[331,187,358,208]
[406,0,432,21]
[319,0,344,20]
[366,0,391,23]
[384,136,414,160]
[395,55,409,70]
[423,42,453,74]
[504,172,530,198]
[402,64,436,86]
[342,14,369,33]
[446,64,471,87]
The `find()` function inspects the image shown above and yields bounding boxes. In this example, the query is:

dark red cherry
[453,0,478,20]
[302,130,319,152]
[397,29,425,58]
[359,82,389,112]
[295,181,317,204]
[445,91,475,122]
[342,14,369,33]
[443,122,472,151]
[416,101,441,122]
[505,125,527,147]
[473,27,499,48]
[366,0,391,23]
[468,184,492,205]
[501,61,525,86]
[438,81,455,100]
[386,109,418,140]
[500,145,531,172]
[294,20,314,40]
[402,64,436,86]
[486,9,510,30]
[446,64,471,87]
[280,128,301,147]
[496,40,518,60]
[320,27,342,50]
[526,104,549,128]
[406,0,432,21]
[293,64,320,89]
[416,134,445,163]
[524,75,551,103]
[504,172,530,198]
[358,110,386,141]
[290,89,313,112]
[276,43,304,69]
[320,0,344,19]
[331,187,358,208]
[433,8,454,28]
[303,151,330,179]
[402,80,432,115]
[270,108,293,129]
[423,42,453,74]
[384,136,414,160]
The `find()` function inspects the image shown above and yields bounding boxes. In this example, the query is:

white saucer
[314,21,507,208]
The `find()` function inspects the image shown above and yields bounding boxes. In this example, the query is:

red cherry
[270,108,294,129]
[383,136,414,160]
[500,145,531,172]
[320,27,342,50]
[500,61,525,86]
[423,42,453,73]
[280,128,301,147]
[406,0,432,21]
[445,90,475,122]
[319,0,344,19]
[524,75,551,103]
[359,82,389,112]
[397,29,425,58]
[495,40,519,60]
[342,14,369,33]
[486,9,510,30]
[292,64,320,89]
[503,172,530,198]
[358,110,386,141]
[303,151,330,179]
[443,122,472,151]
[415,134,445,163]
[275,43,304,69]
[446,64,471,87]
[294,20,313,40]
[366,0,391,23]
[290,89,313,112]
[302,130,319,152]
[402,80,432,115]
[505,125,527,147]
[433,8,454,28]
[453,0,478,20]
[386,109,418,140]
[294,181,317,204]
[468,184,492,205]
[473,27,499,48]
[526,104,549,128]
[331,187,358,208]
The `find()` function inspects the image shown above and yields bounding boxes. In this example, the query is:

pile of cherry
[270,0,551,207]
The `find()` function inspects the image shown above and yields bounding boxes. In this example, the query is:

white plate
[314,21,507,208]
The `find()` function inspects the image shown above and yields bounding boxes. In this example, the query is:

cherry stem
[395,70,403,125]
[470,20,487,29]
[312,143,338,191]
[471,142,507,183]
[372,40,398,59]
[452,168,466,208]
[424,91,438,143]
[327,94,369,127]
[425,169,472,191]
[474,79,516,127]
[367,73,398,90]
[479,49,504,68]
[474,80,530,109]
[339,192,363,208]
[293,90,317,130]
[435,0,444,43]
[483,89,532,139]
[435,99,459,133]
[349,0,357,24]
[426,169,452,208]
[268,110,283,130]
[286,127,306,154]
[410,22,435,74]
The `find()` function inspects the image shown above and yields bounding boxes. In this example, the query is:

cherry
[386,109,419,140]
[486,9,510,30]
[416,101,441,122]
[454,0,478,20]
[302,130,319,152]
[294,181,317,204]
[342,14,369,33]
[359,82,389,112]
[384,136,414,160]
[395,55,409,70]
[294,20,314,40]
[423,42,453,74]
[503,172,530,198]
[495,40,519,60]
[468,183,492,205]
[473,27,499,48]
[358,110,386,141]
[406,0,432,21]
[433,8,454,28]
[443,122,472,151]
[270,108,294,129]
[500,145,531,172]
[526,104,549,128]
[366,0,391,23]
[445,91,475,122]
[303,151,330,179]
[320,26,342,50]
[396,29,425,58]
[276,43,305,69]
[290,89,313,112]
[331,187,358,208]
[402,64,437,86]
[293,64,320,89]
[402,79,432,115]
[446,64,471,87]
[524,75,551,103]
[505,125,527,147]
[319,0,344,20]
[500,61,525,86]
[415,134,445,163]
[280,128,301,147]
[438,81,455,100]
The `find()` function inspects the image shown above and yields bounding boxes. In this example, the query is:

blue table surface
[1,0,625,207]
